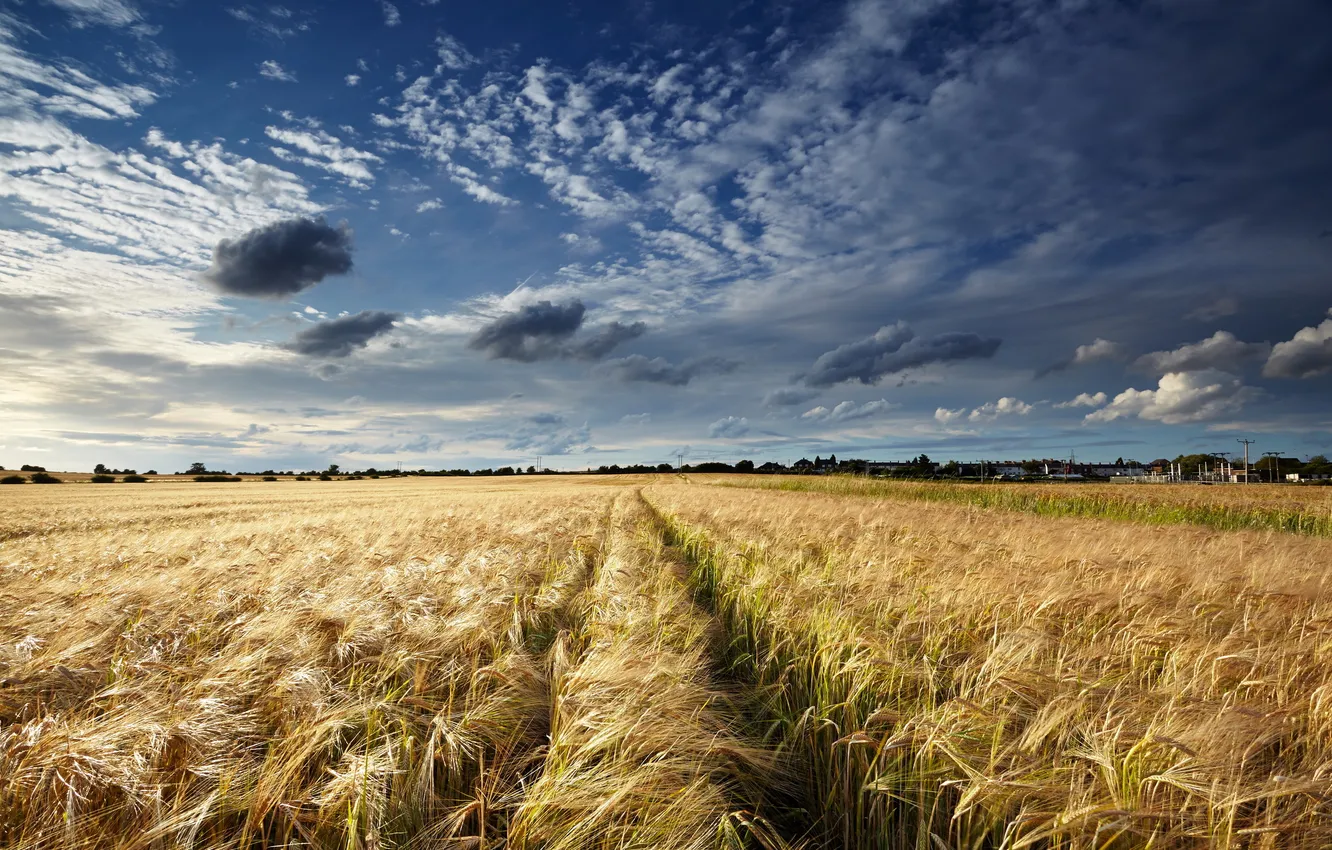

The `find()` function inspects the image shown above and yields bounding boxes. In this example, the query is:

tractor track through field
[639,487,960,850]
[504,488,806,850]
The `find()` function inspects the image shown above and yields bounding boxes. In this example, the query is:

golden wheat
[3,475,1330,848]
[645,480,1332,848]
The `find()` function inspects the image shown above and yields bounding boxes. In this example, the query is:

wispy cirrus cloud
[258,59,296,81]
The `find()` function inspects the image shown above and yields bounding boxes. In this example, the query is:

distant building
[793,458,814,471]
[1085,463,1146,478]
[1286,473,1330,482]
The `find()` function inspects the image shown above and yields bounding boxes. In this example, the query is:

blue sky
[2,0,1331,472]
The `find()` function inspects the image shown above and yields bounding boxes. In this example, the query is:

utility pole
[1237,438,1255,484]
[675,449,686,471]
[1262,451,1282,484]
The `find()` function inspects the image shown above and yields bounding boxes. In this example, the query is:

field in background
[712,474,1332,537]
[2,476,1330,848]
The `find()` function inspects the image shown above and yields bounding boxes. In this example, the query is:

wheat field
[2,475,1330,848]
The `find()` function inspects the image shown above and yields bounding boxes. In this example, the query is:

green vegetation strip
[718,476,1332,537]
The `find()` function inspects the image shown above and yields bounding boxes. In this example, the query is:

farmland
[2,476,1331,848]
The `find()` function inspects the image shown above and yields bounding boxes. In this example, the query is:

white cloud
[435,33,475,70]
[1135,331,1270,375]
[1263,309,1332,379]
[1072,338,1123,365]
[345,74,360,86]
[415,198,442,213]
[41,0,140,27]
[619,413,651,425]
[264,124,382,187]
[1086,370,1258,425]
[0,32,156,119]
[968,397,1032,421]
[934,407,965,425]
[381,2,401,26]
[708,416,749,438]
[1054,391,1108,409]
[258,59,296,82]
[0,44,325,444]
[800,399,895,423]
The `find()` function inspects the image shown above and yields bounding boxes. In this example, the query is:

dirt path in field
[629,488,821,849]
[503,488,807,850]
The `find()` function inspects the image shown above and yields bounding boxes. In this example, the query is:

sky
[1,0,1331,472]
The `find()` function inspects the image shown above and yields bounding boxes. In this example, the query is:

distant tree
[145,470,158,475]
[20,464,46,472]
[526,465,537,474]
[496,466,515,475]
[1305,455,1332,476]
[735,459,755,473]
[187,462,207,475]
[1174,453,1223,475]
[940,460,961,477]
[657,463,674,473]
[688,462,735,473]
[327,464,340,475]
[94,463,108,474]
[30,472,61,484]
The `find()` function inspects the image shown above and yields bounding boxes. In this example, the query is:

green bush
[263,476,278,482]
[90,474,116,483]
[318,474,332,481]
[296,475,310,481]
[29,472,61,484]
[194,475,242,482]
[1,475,25,485]
[122,475,148,483]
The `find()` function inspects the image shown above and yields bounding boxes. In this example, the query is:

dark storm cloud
[801,323,1001,387]
[468,301,644,362]
[598,354,737,386]
[286,311,401,357]
[469,300,586,361]
[763,387,819,408]
[205,217,354,298]
[565,321,647,360]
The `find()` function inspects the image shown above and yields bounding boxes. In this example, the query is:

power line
[1237,438,1255,483]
